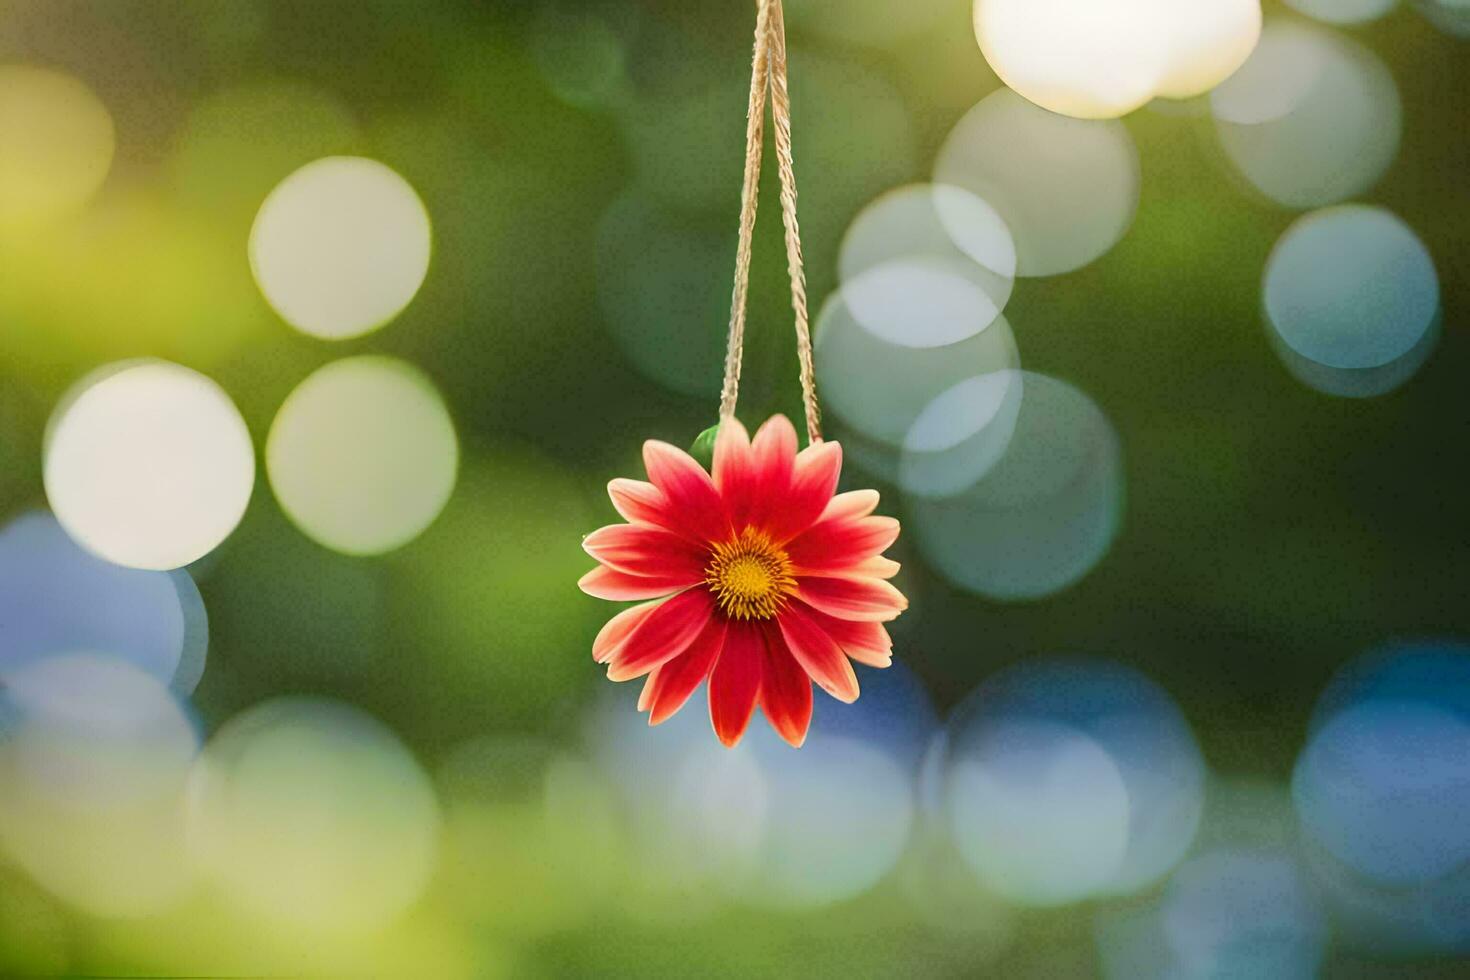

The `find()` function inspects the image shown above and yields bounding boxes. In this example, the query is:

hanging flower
[579,415,907,748]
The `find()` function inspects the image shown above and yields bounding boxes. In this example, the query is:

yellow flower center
[705,528,795,621]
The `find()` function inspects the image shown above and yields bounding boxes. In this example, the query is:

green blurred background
[0,1,1467,977]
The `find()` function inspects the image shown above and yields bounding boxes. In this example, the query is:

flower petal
[592,600,660,663]
[638,668,660,711]
[643,440,730,543]
[579,565,698,601]
[713,418,756,529]
[708,620,763,747]
[786,516,901,573]
[795,555,900,580]
[793,574,908,622]
[606,587,714,681]
[820,489,880,523]
[759,622,814,747]
[797,600,894,667]
[647,616,728,725]
[607,478,670,527]
[583,524,708,579]
[746,415,797,530]
[767,440,843,543]
[777,602,860,703]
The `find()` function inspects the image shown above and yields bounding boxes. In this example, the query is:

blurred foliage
[0,0,1468,977]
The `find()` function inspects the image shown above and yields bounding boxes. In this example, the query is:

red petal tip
[777,728,808,749]
[576,567,601,596]
[606,662,639,682]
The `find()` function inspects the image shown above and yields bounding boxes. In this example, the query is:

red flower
[579,415,907,748]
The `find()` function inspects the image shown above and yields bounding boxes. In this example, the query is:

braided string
[764,0,821,444]
[717,0,823,444]
[718,0,772,425]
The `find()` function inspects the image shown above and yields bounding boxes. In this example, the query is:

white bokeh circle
[267,356,458,556]
[44,360,254,571]
[187,697,441,932]
[935,89,1140,277]
[250,156,432,340]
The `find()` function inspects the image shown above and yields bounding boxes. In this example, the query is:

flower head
[579,414,907,748]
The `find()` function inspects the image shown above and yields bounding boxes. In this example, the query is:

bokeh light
[1310,638,1470,729]
[43,360,255,571]
[1263,204,1439,396]
[971,0,1261,118]
[935,89,1139,276]
[586,687,769,914]
[943,659,1205,901]
[187,697,441,933]
[1291,641,1470,955]
[1096,779,1330,979]
[266,356,458,556]
[774,51,920,275]
[1295,641,1470,886]
[737,734,916,910]
[899,369,1024,500]
[728,664,934,909]
[0,1,1465,974]
[0,652,198,812]
[805,661,939,771]
[816,286,1018,462]
[0,64,114,230]
[249,156,432,340]
[0,654,199,918]
[1264,205,1438,368]
[1155,0,1263,101]
[1295,700,1470,885]
[1210,19,1400,208]
[1159,850,1328,978]
[1097,850,1328,980]
[1268,311,1440,399]
[1208,20,1330,125]
[0,511,207,693]
[529,3,630,109]
[910,372,1123,601]
[841,257,1010,351]
[839,183,1017,345]
[972,0,1172,119]
[822,181,1023,491]
[587,671,923,913]
[946,717,1131,906]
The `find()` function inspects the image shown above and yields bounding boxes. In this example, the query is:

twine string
[765,0,821,444]
[718,0,772,425]
[718,0,823,445]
